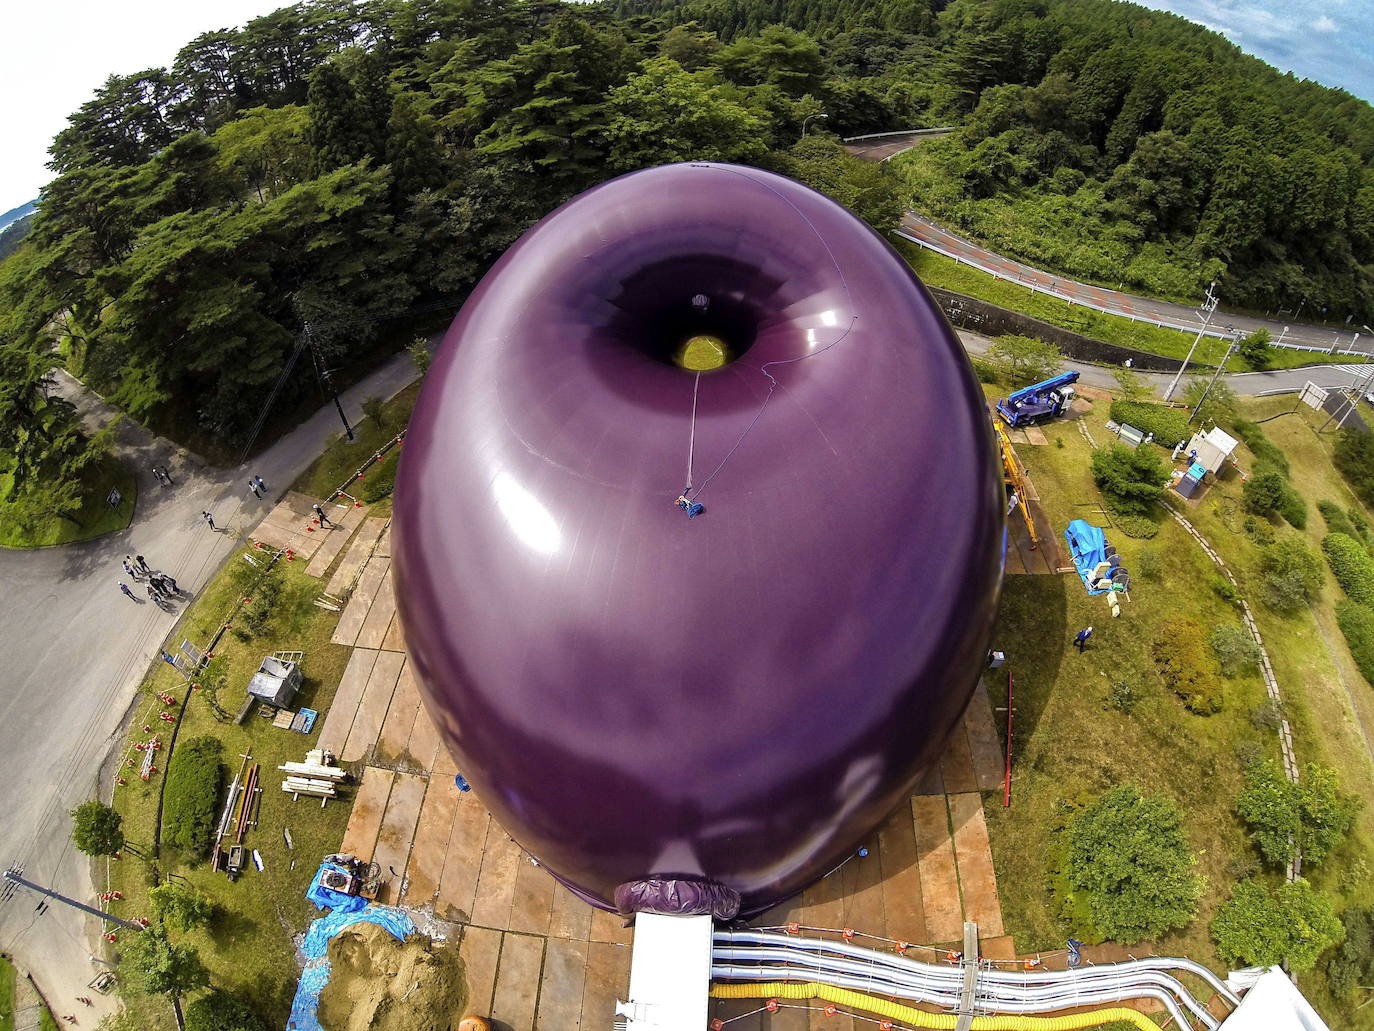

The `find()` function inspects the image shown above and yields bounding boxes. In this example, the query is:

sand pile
[318,922,467,1031]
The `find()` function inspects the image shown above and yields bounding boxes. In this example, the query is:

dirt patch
[318,922,467,1031]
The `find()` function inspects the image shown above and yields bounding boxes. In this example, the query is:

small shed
[247,655,302,707]
[1185,426,1239,475]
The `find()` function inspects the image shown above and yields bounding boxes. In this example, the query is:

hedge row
[1321,533,1374,606]
[163,736,224,859]
[1336,601,1374,687]
[1108,400,1191,448]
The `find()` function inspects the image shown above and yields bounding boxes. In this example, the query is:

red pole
[1003,671,1014,808]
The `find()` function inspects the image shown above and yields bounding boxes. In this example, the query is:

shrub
[987,334,1063,388]
[1113,514,1160,538]
[1232,418,1289,475]
[969,357,1000,384]
[1212,879,1342,972]
[1151,618,1222,714]
[149,882,216,932]
[1181,374,1237,427]
[361,395,387,431]
[1277,489,1306,529]
[1317,499,1355,538]
[234,570,283,642]
[1112,367,1149,402]
[1067,785,1202,942]
[1236,329,1273,371]
[1210,574,1242,607]
[1336,600,1374,686]
[1334,427,1374,507]
[1107,677,1140,714]
[71,800,124,857]
[1091,444,1167,516]
[1242,471,1285,516]
[1108,400,1190,447]
[1322,532,1374,605]
[118,925,210,999]
[163,737,223,859]
[407,338,432,377]
[1138,548,1163,581]
[1210,624,1260,677]
[1256,538,1323,612]
[1249,699,1284,731]
[1242,515,1275,546]
[185,990,270,1031]
[361,451,399,503]
[1236,758,1358,869]
[1347,505,1372,547]
[1327,904,1374,999]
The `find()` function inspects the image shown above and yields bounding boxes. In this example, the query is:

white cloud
[1313,14,1339,31]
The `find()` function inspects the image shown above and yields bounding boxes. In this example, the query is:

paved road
[845,131,1370,356]
[0,350,423,1019]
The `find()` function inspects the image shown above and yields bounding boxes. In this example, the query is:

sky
[1133,0,1374,103]
[2,0,1374,210]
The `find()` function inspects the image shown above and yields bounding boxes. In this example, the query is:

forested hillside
[2,0,1372,467]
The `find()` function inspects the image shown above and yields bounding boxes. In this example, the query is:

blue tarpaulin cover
[1065,519,1110,596]
[305,862,366,914]
[288,864,418,1031]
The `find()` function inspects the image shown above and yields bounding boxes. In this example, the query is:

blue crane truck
[995,371,1080,428]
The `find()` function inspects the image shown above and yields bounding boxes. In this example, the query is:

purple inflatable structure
[392,162,1003,917]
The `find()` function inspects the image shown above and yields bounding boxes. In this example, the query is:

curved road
[845,133,1369,355]
[0,352,422,1019]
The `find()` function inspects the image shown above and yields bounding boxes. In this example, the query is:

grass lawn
[0,957,13,1031]
[0,453,136,548]
[984,388,1374,1027]
[290,381,420,500]
[896,241,1367,373]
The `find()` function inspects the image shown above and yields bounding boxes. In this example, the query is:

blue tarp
[1064,519,1111,596]
[305,862,366,914]
[288,864,417,1031]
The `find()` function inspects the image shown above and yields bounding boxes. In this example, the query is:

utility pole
[1164,281,1220,401]
[2,865,143,931]
[304,322,355,442]
[1189,332,1240,424]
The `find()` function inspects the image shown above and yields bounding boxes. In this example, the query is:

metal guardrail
[841,128,953,142]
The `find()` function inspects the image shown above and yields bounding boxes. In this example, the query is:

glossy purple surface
[392,163,1004,915]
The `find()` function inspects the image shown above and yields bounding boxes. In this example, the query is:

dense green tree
[1211,878,1343,972]
[1091,444,1167,517]
[149,882,216,932]
[986,334,1062,387]
[184,990,269,1031]
[774,136,904,232]
[1236,329,1273,371]
[70,800,125,857]
[1256,538,1324,611]
[1182,374,1236,426]
[716,24,825,96]
[118,925,210,1000]
[1236,759,1358,869]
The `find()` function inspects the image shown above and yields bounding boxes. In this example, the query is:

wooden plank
[508,857,557,936]
[581,942,630,1031]
[549,881,595,941]
[338,767,395,862]
[317,648,379,757]
[303,501,368,577]
[711,998,765,1030]
[840,835,886,940]
[491,932,545,1031]
[325,516,387,598]
[373,657,422,768]
[355,567,397,649]
[331,554,389,646]
[370,772,428,904]
[431,737,459,778]
[800,861,845,934]
[940,724,980,795]
[341,649,405,762]
[407,696,445,774]
[400,773,461,907]
[912,795,963,944]
[458,926,503,1018]
[535,937,588,1030]
[948,792,1005,937]
[470,820,522,929]
[877,805,927,947]
[589,904,632,945]
[965,679,1006,793]
[981,935,1017,961]
[375,520,392,558]
[380,611,406,653]
[436,793,490,923]
[913,762,945,797]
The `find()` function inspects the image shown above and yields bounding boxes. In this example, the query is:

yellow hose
[710,982,1159,1030]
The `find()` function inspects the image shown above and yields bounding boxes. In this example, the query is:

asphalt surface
[0,351,423,1018]
[843,132,1369,355]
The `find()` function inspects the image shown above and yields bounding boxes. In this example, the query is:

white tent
[1186,426,1239,475]
[1224,967,1331,1030]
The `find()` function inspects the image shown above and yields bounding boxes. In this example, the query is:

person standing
[119,582,136,601]
[1073,626,1094,652]
[150,465,165,486]
[253,475,267,494]
[202,510,217,531]
[135,554,150,573]
[248,479,262,499]
[312,503,333,527]
[122,557,136,578]
[158,465,174,486]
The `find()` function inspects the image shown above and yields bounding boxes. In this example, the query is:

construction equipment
[320,854,382,900]
[994,420,1039,552]
[225,845,246,882]
[995,371,1079,427]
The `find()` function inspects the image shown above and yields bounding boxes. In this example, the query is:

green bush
[1250,699,1284,730]
[1107,677,1140,714]
[1317,499,1356,538]
[1112,514,1160,538]
[1243,515,1275,546]
[1151,618,1222,714]
[1256,538,1324,612]
[1210,574,1242,607]
[1327,904,1374,999]
[1236,329,1273,371]
[163,737,223,860]
[1211,878,1343,972]
[361,451,399,503]
[1334,428,1374,507]
[987,334,1063,388]
[1232,417,1289,477]
[1210,624,1260,677]
[1236,758,1358,869]
[1336,600,1374,686]
[1242,471,1285,516]
[1067,784,1202,942]
[1347,505,1372,547]
[185,990,269,1031]
[1108,400,1191,448]
[1138,549,1163,581]
[1091,444,1167,517]
[969,357,1000,384]
[233,570,283,642]
[1277,488,1306,529]
[1322,532,1374,605]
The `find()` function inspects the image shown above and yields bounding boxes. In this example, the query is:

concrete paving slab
[589,904,633,945]
[331,554,388,646]
[581,941,631,1031]
[1024,426,1048,445]
[877,804,927,947]
[458,925,503,1018]
[967,680,1006,793]
[471,820,523,929]
[948,792,1004,937]
[436,792,490,923]
[356,567,397,649]
[536,936,588,1030]
[317,648,379,757]
[914,762,945,796]
[491,932,545,1030]
[380,611,405,652]
[324,516,388,597]
[341,648,405,762]
[912,795,963,944]
[400,773,461,908]
[303,501,368,577]
[370,771,427,904]
[374,657,421,768]
[550,881,595,941]
[339,766,395,861]
[940,724,980,795]
[508,857,557,936]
